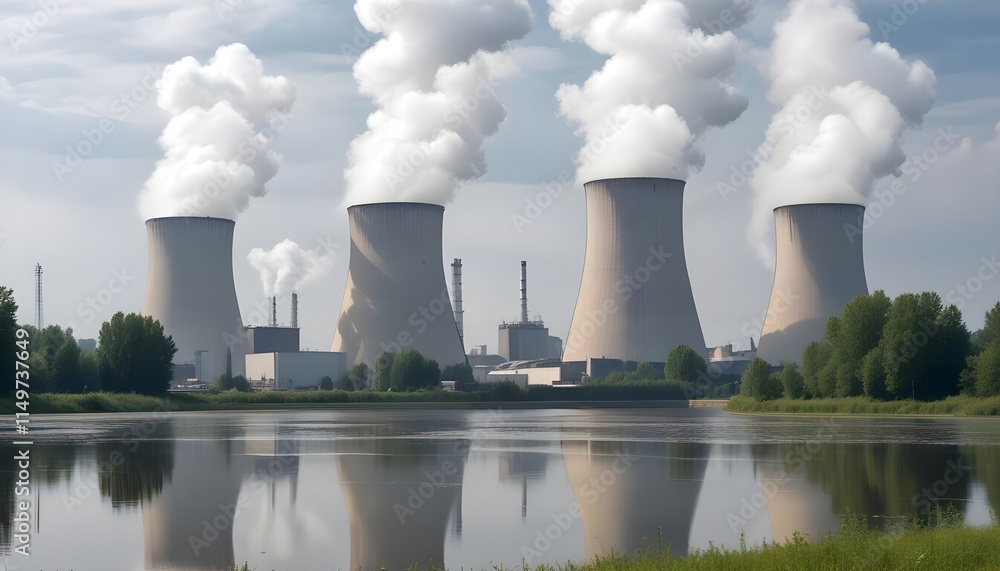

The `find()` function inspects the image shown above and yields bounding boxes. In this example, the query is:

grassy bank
[230,521,1000,570]
[3,383,697,414]
[725,394,1000,416]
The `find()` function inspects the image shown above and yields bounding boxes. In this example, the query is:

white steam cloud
[749,0,936,264]
[247,240,335,298]
[548,0,754,183]
[139,44,296,220]
[343,0,534,206]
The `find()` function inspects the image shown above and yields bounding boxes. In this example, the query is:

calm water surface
[1,407,998,570]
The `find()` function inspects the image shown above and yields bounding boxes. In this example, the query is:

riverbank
[230,521,1000,570]
[725,395,1000,416]
[3,385,697,414]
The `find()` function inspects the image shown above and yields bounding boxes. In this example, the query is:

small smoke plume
[139,43,296,220]
[342,0,534,206]
[247,240,334,298]
[749,0,936,264]
[548,0,754,184]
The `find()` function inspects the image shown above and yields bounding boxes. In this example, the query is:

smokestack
[756,203,869,364]
[142,217,246,381]
[291,293,298,329]
[563,178,705,363]
[520,261,528,324]
[331,203,465,367]
[451,259,463,344]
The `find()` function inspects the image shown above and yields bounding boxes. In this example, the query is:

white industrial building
[331,202,465,368]
[246,351,347,390]
[563,178,706,364]
[141,217,247,382]
[756,203,869,364]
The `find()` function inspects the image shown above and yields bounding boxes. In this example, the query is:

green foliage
[635,361,664,380]
[388,349,441,391]
[861,348,888,400]
[725,395,1000,416]
[213,374,250,392]
[664,345,707,383]
[51,336,82,393]
[974,302,1000,353]
[374,351,396,391]
[97,312,177,395]
[740,357,781,401]
[778,362,804,399]
[441,362,476,391]
[972,342,1000,397]
[320,375,336,390]
[801,340,832,398]
[342,362,371,391]
[0,286,16,397]
[78,350,100,392]
[825,291,892,397]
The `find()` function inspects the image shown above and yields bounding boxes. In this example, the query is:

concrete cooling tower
[563,178,705,364]
[142,217,247,382]
[331,202,465,367]
[756,203,868,365]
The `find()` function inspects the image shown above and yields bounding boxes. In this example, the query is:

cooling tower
[142,217,247,382]
[756,203,868,365]
[563,178,705,363]
[331,202,465,367]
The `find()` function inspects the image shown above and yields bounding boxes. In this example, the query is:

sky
[1,0,998,354]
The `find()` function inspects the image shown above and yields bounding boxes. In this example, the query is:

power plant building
[141,217,247,382]
[563,178,706,365]
[332,203,466,368]
[756,203,869,365]
[245,351,348,390]
[497,261,554,362]
[244,326,300,354]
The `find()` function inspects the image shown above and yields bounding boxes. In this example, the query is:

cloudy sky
[1,0,998,354]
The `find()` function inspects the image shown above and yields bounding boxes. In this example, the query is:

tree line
[741,292,1000,401]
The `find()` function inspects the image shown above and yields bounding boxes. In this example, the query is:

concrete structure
[756,203,868,364]
[564,178,705,364]
[244,326,300,354]
[486,365,560,386]
[498,321,549,361]
[548,335,563,359]
[708,342,756,377]
[562,441,709,559]
[331,203,465,368]
[246,351,347,390]
[141,217,246,382]
[452,258,464,345]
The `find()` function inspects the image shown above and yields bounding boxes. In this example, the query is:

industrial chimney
[141,217,247,382]
[563,177,706,364]
[291,292,298,329]
[756,203,869,365]
[451,259,463,344]
[331,202,465,367]
[520,260,528,324]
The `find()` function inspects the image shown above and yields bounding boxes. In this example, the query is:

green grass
[4,383,696,414]
[725,394,1000,416]
[230,520,1000,570]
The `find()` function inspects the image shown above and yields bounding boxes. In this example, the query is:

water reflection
[498,444,549,519]
[562,441,708,558]
[142,427,245,570]
[97,422,175,509]
[337,436,469,570]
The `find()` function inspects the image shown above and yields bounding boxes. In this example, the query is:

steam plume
[548,0,754,183]
[139,43,296,220]
[343,0,534,206]
[247,240,334,298]
[749,0,936,264]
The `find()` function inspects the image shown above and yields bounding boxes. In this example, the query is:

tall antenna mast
[34,264,43,330]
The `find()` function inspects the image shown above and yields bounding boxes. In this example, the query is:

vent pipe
[451,259,463,343]
[270,297,277,327]
[291,293,298,329]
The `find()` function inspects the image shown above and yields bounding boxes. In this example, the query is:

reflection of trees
[0,446,17,555]
[964,446,1000,521]
[561,441,709,559]
[337,437,469,571]
[767,443,971,529]
[97,424,175,509]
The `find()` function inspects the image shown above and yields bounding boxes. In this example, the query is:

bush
[389,349,440,391]
[442,362,476,391]
[319,376,335,391]
[740,357,782,401]
[779,362,804,399]
[213,374,250,392]
[664,345,707,383]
